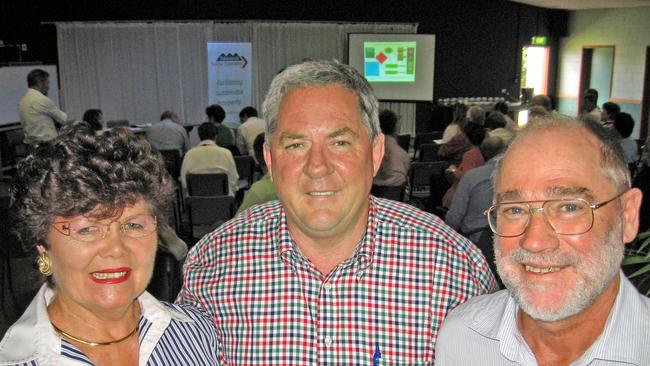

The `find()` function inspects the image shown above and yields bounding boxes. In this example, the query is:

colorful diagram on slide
[363,41,416,82]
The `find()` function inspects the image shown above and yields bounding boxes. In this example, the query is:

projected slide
[363,42,416,82]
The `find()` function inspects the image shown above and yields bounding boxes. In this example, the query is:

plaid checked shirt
[179,197,497,365]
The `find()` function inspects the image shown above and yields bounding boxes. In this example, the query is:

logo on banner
[211,53,248,68]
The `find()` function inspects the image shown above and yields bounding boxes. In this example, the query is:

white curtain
[56,21,418,134]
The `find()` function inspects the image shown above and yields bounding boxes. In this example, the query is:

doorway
[578,46,615,114]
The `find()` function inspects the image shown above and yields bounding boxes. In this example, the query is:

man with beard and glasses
[435,117,649,365]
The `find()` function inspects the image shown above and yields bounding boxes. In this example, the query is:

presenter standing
[18,68,68,145]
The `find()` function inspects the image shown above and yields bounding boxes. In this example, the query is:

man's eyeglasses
[52,214,158,242]
[484,193,624,237]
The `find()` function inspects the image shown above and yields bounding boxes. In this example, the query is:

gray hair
[493,117,631,195]
[262,60,380,143]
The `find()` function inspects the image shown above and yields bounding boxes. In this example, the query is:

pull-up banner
[207,42,252,129]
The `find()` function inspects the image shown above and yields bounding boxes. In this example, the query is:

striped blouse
[0,284,224,365]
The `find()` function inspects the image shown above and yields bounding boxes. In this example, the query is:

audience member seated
[82,108,103,131]
[236,133,278,214]
[442,121,486,208]
[205,104,237,153]
[441,103,467,143]
[530,94,553,112]
[0,125,221,364]
[485,110,515,145]
[438,105,485,165]
[601,101,620,128]
[581,88,601,123]
[146,110,190,155]
[373,109,410,188]
[613,112,638,165]
[492,101,517,132]
[236,106,266,156]
[445,136,505,243]
[180,122,239,197]
[436,117,648,366]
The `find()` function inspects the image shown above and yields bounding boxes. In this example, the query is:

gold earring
[37,253,53,276]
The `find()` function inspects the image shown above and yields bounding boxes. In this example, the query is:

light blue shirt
[435,272,650,365]
[145,119,190,155]
[445,157,497,243]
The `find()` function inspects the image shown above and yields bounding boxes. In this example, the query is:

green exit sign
[531,36,548,46]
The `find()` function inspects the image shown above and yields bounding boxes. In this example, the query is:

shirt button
[323,283,333,291]
[324,337,333,346]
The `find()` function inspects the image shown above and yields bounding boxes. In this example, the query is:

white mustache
[509,248,578,267]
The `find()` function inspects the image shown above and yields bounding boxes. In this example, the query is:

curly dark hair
[10,125,173,254]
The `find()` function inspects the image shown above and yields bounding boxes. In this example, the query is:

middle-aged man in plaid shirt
[178,60,498,365]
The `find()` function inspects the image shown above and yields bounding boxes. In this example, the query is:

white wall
[557,6,650,137]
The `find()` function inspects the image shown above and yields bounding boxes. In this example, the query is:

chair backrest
[371,184,405,202]
[409,161,448,187]
[186,173,229,196]
[234,155,255,186]
[413,131,443,159]
[188,195,235,226]
[396,134,411,153]
[158,149,182,179]
[418,143,440,162]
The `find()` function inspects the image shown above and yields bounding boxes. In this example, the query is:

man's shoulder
[445,289,511,326]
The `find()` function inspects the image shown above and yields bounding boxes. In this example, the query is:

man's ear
[372,133,385,177]
[621,188,643,244]
[263,141,273,182]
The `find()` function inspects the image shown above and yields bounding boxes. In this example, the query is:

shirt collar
[198,140,217,146]
[277,197,377,278]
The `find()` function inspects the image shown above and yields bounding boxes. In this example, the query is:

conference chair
[418,143,440,162]
[186,172,229,197]
[396,134,411,153]
[371,184,406,202]
[413,131,443,160]
[188,195,236,241]
[234,155,255,191]
[407,161,449,202]
[158,149,183,225]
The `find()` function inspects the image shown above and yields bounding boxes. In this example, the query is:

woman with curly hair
[0,123,222,365]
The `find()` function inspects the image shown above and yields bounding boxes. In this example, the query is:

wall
[0,0,560,103]
[557,7,650,138]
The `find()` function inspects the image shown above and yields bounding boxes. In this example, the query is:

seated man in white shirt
[180,122,239,197]
[236,106,266,156]
[18,69,68,145]
[436,117,648,365]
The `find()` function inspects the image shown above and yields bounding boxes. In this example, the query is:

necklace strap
[51,321,139,347]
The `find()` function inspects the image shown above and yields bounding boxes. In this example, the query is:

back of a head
[253,133,266,168]
[239,106,258,120]
[493,101,509,115]
[467,106,486,126]
[160,110,176,121]
[453,103,468,123]
[602,102,621,119]
[485,111,507,130]
[530,95,552,111]
[82,109,103,131]
[378,110,398,135]
[463,122,486,146]
[198,121,218,141]
[27,69,49,88]
[613,112,634,139]
[528,106,550,120]
[479,135,505,161]
[262,60,380,144]
[206,104,226,123]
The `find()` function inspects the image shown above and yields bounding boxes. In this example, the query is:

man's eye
[333,140,351,147]
[284,142,303,150]
[500,205,527,217]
